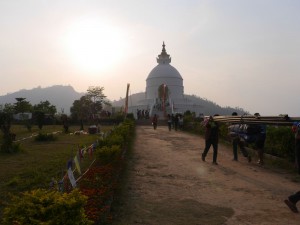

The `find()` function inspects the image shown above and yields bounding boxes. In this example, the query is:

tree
[0,104,24,153]
[14,98,33,131]
[71,86,110,127]
[2,103,15,114]
[87,86,111,118]
[70,95,93,129]
[87,86,106,103]
[33,101,57,129]
[35,111,45,130]
[14,98,32,114]
[33,100,57,115]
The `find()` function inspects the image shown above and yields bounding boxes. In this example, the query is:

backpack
[241,124,261,135]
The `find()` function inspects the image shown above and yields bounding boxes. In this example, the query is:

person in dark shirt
[201,115,219,165]
[253,113,266,165]
[228,112,251,162]
[167,114,172,131]
[152,114,158,130]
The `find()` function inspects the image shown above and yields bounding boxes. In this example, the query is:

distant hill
[112,92,248,116]
[0,85,85,114]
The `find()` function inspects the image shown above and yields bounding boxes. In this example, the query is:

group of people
[151,113,184,131]
[200,113,300,214]
[167,114,183,131]
[201,112,266,165]
[136,109,150,120]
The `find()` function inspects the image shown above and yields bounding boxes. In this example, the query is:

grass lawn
[0,124,113,216]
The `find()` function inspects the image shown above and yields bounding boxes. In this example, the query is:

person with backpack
[230,113,266,165]
[228,112,251,162]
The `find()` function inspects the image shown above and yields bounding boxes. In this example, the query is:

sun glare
[64,17,129,73]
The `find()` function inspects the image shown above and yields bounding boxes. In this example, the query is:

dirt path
[112,125,300,225]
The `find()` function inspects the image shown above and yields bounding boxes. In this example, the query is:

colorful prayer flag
[74,155,81,175]
[67,168,76,188]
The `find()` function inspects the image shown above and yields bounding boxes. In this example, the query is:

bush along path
[1,119,135,225]
[78,119,135,224]
[79,159,123,224]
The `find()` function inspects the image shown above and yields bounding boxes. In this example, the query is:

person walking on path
[178,114,184,130]
[152,114,158,130]
[292,121,300,174]
[228,112,251,162]
[174,114,179,131]
[253,113,266,165]
[167,114,172,131]
[201,115,219,165]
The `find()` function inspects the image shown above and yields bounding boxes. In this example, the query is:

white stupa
[128,42,202,119]
[146,42,184,100]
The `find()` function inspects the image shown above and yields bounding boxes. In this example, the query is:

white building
[13,112,32,120]
[128,42,202,119]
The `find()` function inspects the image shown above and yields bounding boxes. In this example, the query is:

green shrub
[2,188,92,225]
[34,133,57,142]
[97,134,123,148]
[111,122,133,140]
[96,145,121,164]
[0,142,21,153]
[107,134,124,147]
[265,126,295,160]
[96,119,134,153]
[126,113,135,120]
[218,123,229,140]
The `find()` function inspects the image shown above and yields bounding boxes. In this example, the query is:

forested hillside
[0,85,84,114]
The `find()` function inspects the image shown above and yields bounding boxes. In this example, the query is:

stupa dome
[147,64,182,80]
[146,42,183,99]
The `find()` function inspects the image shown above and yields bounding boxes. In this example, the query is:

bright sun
[64,17,129,73]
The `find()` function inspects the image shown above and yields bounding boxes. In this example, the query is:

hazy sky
[0,0,299,116]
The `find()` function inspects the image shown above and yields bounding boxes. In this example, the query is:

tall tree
[71,86,110,127]
[2,103,15,114]
[34,111,45,130]
[87,86,106,103]
[70,95,93,120]
[14,98,32,114]
[14,98,33,131]
[87,86,111,117]
[33,101,57,129]
[14,98,32,120]
[70,95,93,129]
[33,101,57,115]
